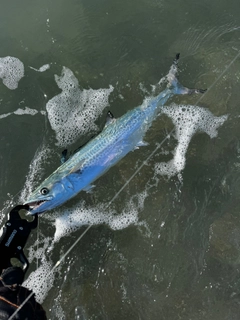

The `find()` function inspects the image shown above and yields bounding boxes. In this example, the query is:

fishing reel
[0,205,38,275]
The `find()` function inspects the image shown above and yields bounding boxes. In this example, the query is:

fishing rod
[51,49,240,258]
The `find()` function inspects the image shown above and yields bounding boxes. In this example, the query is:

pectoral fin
[83,184,95,193]
[134,140,149,150]
[137,140,149,147]
[68,159,85,175]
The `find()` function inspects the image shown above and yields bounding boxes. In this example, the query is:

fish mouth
[25,200,48,213]
[24,195,54,214]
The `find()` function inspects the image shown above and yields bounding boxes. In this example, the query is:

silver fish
[24,54,205,214]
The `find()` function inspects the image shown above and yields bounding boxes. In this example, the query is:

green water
[0,0,240,319]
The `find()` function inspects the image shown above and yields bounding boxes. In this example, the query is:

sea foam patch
[29,64,50,72]
[155,104,228,177]
[0,56,24,89]
[53,191,148,242]
[23,259,54,303]
[23,236,54,303]
[0,107,45,119]
[22,191,147,303]
[46,67,113,147]
[19,142,52,204]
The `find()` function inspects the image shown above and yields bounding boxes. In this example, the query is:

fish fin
[134,140,149,150]
[68,159,85,174]
[83,184,95,193]
[167,53,207,95]
[105,111,115,127]
[61,149,68,163]
[137,140,149,147]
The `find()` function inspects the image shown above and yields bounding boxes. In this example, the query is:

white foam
[19,143,52,203]
[0,107,45,119]
[23,236,55,303]
[0,112,11,119]
[0,56,24,89]
[14,107,39,115]
[46,67,114,147]
[22,236,54,303]
[155,104,228,177]
[29,64,50,72]
[53,191,147,242]
[53,203,138,242]
[0,197,15,226]
[23,259,54,303]
[20,192,147,303]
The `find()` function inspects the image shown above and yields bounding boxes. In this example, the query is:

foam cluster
[155,104,228,177]
[23,236,55,303]
[53,191,148,242]
[29,64,50,72]
[14,107,39,115]
[53,204,138,242]
[19,142,52,203]
[0,56,24,89]
[46,67,113,147]
[23,259,54,303]
[0,107,45,120]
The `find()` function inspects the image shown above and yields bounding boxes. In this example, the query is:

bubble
[155,104,228,177]
[46,67,114,147]
[0,56,24,89]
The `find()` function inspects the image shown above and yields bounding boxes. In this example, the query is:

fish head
[24,179,72,215]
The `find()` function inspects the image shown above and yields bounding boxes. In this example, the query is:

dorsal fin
[105,111,115,127]
[61,149,68,163]
[107,110,114,119]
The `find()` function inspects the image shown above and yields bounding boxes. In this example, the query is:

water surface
[0,0,240,319]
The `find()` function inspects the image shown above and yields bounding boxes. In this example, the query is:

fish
[24,54,205,215]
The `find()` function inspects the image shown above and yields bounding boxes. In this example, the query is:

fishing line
[193,49,240,106]
[106,135,171,208]
[52,49,240,261]
[9,48,240,319]
[109,49,240,206]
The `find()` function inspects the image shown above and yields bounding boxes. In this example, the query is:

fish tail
[167,53,207,95]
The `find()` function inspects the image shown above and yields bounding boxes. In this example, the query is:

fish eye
[40,187,49,195]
